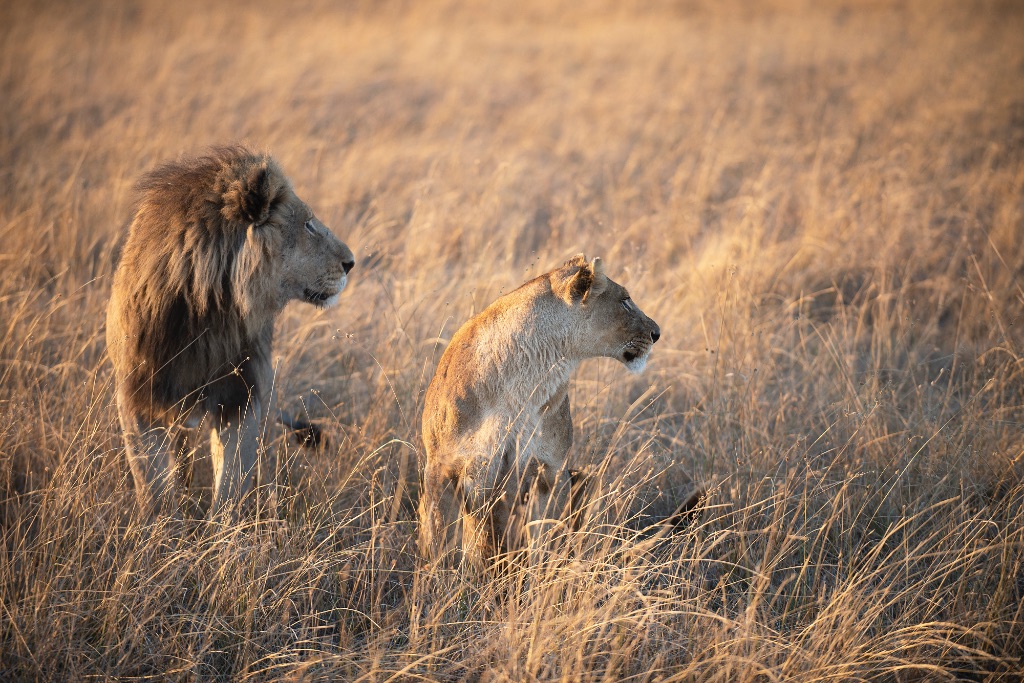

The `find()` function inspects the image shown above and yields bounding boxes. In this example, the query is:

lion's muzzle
[304,274,347,308]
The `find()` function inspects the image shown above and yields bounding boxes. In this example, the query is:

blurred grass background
[1,0,1023,680]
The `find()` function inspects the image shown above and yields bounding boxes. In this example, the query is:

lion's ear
[221,162,274,226]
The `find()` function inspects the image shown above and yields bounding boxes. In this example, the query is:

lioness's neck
[473,291,581,415]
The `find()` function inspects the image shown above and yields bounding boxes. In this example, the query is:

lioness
[107,146,354,518]
[419,254,661,565]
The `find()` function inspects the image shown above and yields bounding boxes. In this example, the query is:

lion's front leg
[209,398,262,520]
[116,397,180,520]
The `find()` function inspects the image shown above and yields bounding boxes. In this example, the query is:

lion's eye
[621,298,633,311]
[304,219,317,235]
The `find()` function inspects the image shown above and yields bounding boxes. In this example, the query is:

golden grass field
[2,0,1024,680]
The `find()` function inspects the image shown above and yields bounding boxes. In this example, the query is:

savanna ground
[2,0,1024,680]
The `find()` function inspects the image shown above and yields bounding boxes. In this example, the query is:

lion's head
[108,146,356,420]
[212,149,355,319]
[551,254,661,373]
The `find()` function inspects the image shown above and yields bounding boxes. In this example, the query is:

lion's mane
[108,146,292,421]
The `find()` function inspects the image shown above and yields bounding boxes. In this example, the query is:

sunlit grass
[1,0,1022,679]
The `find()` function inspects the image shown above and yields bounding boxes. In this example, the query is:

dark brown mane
[109,146,288,420]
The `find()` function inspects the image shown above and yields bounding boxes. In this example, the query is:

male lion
[106,146,355,518]
[419,254,661,565]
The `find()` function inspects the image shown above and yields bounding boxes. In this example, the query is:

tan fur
[106,146,355,518]
[419,254,662,565]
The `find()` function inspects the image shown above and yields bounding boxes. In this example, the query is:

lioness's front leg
[462,476,516,568]
[524,462,573,564]
[209,398,261,519]
[420,460,463,563]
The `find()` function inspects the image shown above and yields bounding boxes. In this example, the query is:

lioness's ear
[221,161,274,226]
[588,257,608,298]
[563,253,589,269]
[555,256,595,303]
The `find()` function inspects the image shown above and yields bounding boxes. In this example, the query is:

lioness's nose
[342,260,355,274]
[651,327,661,344]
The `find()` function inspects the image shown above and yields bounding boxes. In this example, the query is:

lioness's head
[218,151,355,315]
[552,254,661,373]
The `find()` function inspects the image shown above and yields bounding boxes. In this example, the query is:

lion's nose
[651,327,661,344]
[342,260,355,274]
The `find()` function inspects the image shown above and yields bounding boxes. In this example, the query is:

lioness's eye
[621,299,632,311]
[304,219,317,235]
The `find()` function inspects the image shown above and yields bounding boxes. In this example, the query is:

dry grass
[2,0,1024,680]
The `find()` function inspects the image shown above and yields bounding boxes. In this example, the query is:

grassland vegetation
[1,0,1023,680]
